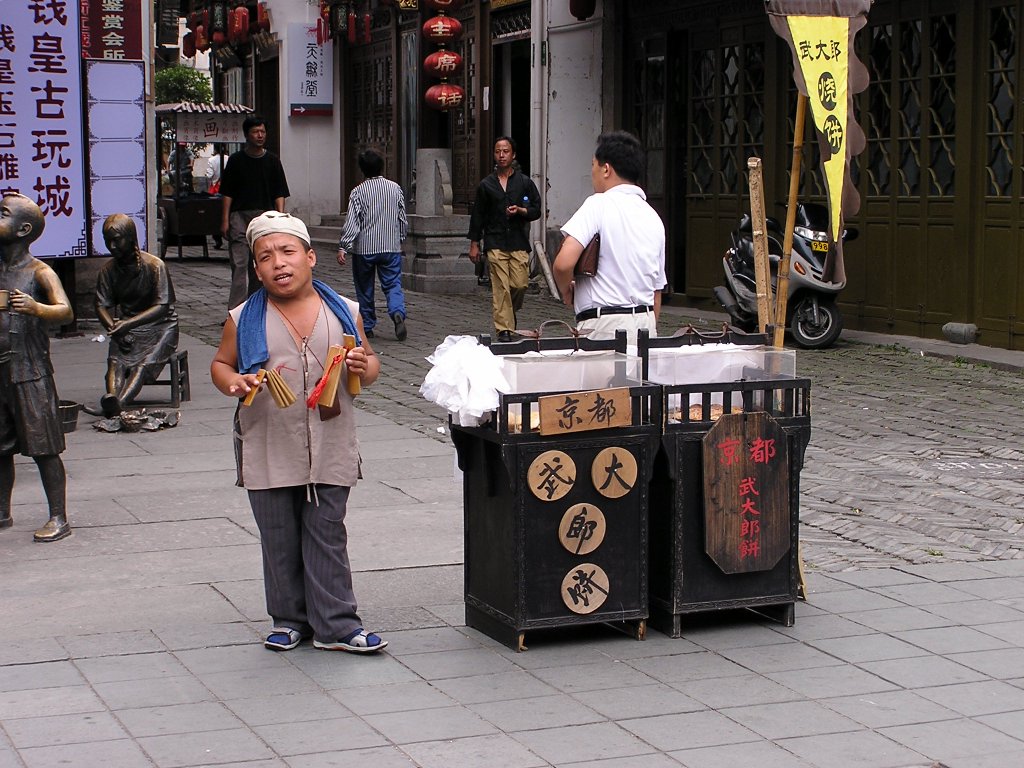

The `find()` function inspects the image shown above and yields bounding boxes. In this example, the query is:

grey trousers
[227,210,262,310]
[248,484,361,642]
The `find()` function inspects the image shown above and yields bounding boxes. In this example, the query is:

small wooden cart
[450,330,661,651]
[154,101,252,259]
[638,329,811,637]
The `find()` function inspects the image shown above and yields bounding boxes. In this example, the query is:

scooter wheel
[790,298,843,349]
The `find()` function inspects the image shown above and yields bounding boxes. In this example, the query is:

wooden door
[974,1,1024,349]
[346,13,397,195]
[846,1,968,338]
[630,36,677,292]
[684,18,773,300]
[450,1,482,211]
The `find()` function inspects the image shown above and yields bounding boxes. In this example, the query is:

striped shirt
[338,176,408,255]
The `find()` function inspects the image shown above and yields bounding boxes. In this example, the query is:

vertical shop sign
[86,59,146,254]
[80,0,143,59]
[288,23,333,116]
[155,0,180,47]
[766,0,872,284]
[1,1,87,258]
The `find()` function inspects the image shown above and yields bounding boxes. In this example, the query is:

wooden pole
[746,157,773,334]
[773,94,808,349]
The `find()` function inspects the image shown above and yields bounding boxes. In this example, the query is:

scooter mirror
[842,227,860,243]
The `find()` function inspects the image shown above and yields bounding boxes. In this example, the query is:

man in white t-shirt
[553,131,666,345]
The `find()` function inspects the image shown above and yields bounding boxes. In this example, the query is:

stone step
[320,214,345,227]
[308,224,341,244]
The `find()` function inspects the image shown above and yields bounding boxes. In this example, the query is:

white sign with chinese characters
[1,1,88,258]
[175,113,248,144]
[287,23,333,117]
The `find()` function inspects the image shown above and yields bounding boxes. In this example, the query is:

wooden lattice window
[865,11,957,199]
[987,4,1016,197]
[686,33,765,197]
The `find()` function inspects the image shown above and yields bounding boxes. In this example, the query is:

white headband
[246,211,311,250]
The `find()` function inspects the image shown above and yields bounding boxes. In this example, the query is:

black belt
[576,305,653,322]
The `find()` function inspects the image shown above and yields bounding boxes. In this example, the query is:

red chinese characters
[738,476,761,560]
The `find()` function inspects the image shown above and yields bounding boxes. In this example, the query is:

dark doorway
[492,38,531,174]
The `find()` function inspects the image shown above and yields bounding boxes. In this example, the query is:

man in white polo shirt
[553,131,666,345]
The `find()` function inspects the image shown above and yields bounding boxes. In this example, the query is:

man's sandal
[313,628,388,654]
[264,627,305,651]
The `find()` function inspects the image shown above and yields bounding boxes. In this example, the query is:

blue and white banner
[1,1,88,258]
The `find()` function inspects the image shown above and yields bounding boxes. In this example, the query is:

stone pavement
[0,245,1022,768]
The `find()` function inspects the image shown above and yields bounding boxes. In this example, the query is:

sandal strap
[340,628,382,647]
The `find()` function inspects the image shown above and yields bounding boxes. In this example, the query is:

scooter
[713,202,857,349]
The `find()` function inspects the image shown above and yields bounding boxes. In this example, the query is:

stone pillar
[402,149,476,294]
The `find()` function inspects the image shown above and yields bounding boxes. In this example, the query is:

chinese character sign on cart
[1,1,87,258]
[702,411,791,574]
[527,443,643,617]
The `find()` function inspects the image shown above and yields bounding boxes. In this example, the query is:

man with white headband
[211,211,388,654]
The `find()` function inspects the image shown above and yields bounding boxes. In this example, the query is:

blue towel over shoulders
[236,280,361,374]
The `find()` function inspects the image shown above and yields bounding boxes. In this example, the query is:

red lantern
[423,50,463,78]
[347,7,357,44]
[236,6,250,43]
[423,0,464,11]
[201,9,210,29]
[425,82,465,111]
[363,12,371,44]
[195,24,209,52]
[257,3,271,32]
[187,12,200,32]
[182,31,196,58]
[422,16,462,43]
[569,0,597,21]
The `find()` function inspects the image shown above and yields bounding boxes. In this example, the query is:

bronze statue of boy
[94,213,179,414]
[0,193,74,542]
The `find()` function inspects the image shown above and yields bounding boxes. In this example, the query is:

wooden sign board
[702,411,790,574]
[538,388,632,436]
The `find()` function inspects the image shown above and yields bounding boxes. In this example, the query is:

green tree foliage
[155,65,212,106]
[155,66,214,168]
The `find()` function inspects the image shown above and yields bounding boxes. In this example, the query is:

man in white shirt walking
[553,131,667,346]
[206,144,230,249]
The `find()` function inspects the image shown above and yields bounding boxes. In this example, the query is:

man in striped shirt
[337,150,409,341]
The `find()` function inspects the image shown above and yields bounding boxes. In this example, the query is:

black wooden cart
[450,330,661,651]
[638,329,811,637]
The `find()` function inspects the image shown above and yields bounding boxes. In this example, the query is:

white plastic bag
[419,335,510,427]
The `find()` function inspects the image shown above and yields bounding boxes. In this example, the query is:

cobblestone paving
[164,249,1024,574]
